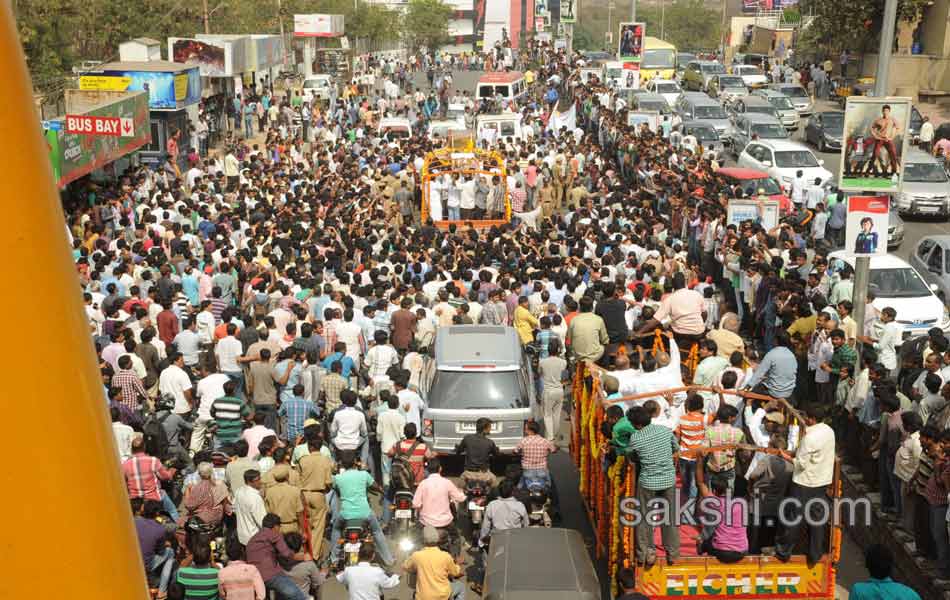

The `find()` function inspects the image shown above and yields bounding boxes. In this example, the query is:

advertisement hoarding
[727,199,781,230]
[839,96,912,193]
[169,37,247,77]
[620,62,641,90]
[559,0,576,23]
[626,110,659,132]
[97,67,201,110]
[618,22,645,63]
[79,76,132,92]
[294,14,345,37]
[46,91,151,188]
[845,195,889,256]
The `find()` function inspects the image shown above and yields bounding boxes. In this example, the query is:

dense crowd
[64,35,932,600]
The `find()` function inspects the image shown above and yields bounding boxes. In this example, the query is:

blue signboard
[100,67,201,110]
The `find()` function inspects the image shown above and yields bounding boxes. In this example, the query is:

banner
[79,76,131,92]
[845,195,889,256]
[294,14,345,37]
[97,67,201,110]
[547,104,577,133]
[559,0,576,23]
[620,62,641,90]
[45,91,151,188]
[727,199,780,230]
[839,96,911,193]
[626,110,659,132]
[618,22,645,62]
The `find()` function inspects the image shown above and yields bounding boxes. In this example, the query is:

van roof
[485,528,599,600]
[478,72,524,84]
[434,325,521,368]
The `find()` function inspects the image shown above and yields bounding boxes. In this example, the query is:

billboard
[839,96,912,193]
[45,91,151,188]
[98,67,201,110]
[727,199,781,230]
[626,110,659,132]
[620,62,641,90]
[249,35,284,71]
[846,196,889,256]
[559,0,575,23]
[169,37,247,77]
[294,14,345,37]
[619,22,645,62]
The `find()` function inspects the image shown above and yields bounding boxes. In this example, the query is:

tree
[401,0,453,52]
[796,0,929,55]
[636,0,720,52]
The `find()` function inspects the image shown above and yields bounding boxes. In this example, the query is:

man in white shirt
[395,376,426,430]
[790,170,807,207]
[331,391,369,466]
[459,175,477,221]
[192,369,231,454]
[215,323,245,390]
[159,353,193,416]
[805,178,825,210]
[775,404,835,566]
[376,394,406,487]
[920,116,935,154]
[234,469,267,545]
[112,407,135,462]
[364,331,399,381]
[859,306,902,377]
[336,309,366,368]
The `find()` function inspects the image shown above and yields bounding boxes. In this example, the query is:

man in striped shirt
[113,355,149,410]
[675,394,707,499]
[210,380,250,449]
[176,542,219,599]
[123,437,179,521]
[278,384,319,442]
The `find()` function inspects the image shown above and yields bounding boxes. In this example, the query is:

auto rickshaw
[833,76,876,108]
[483,528,601,600]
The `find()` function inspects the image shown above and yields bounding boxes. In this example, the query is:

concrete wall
[920,0,950,58]
[861,53,950,94]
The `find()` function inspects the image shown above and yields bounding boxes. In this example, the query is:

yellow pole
[1,4,148,599]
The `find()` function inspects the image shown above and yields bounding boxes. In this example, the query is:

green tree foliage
[636,0,720,52]
[796,0,929,54]
[401,0,453,52]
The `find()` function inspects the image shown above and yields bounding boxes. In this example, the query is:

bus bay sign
[65,115,134,137]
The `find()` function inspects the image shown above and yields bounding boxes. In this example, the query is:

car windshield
[747,105,777,116]
[654,83,680,94]
[677,53,696,67]
[701,63,726,74]
[767,96,794,110]
[821,114,844,129]
[638,101,669,114]
[774,150,819,168]
[780,86,809,98]
[304,79,329,88]
[606,67,623,79]
[718,76,745,88]
[695,105,727,119]
[752,123,788,139]
[739,66,764,76]
[688,126,719,141]
[869,267,932,298]
[427,370,527,409]
[904,162,949,183]
[383,128,410,140]
[643,49,676,69]
[733,176,782,196]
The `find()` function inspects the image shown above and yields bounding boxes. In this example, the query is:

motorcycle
[338,519,373,568]
[183,516,227,564]
[523,473,553,528]
[391,489,417,553]
[464,478,489,544]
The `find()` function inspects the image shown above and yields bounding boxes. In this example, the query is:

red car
[716,167,791,213]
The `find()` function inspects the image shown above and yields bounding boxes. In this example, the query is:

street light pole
[203,0,210,34]
[631,0,636,24]
[853,0,898,364]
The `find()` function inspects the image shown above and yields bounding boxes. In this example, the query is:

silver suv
[751,89,800,130]
[420,325,534,454]
[730,113,788,158]
[894,149,950,217]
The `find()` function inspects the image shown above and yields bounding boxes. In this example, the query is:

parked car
[730,96,787,132]
[751,89,800,130]
[894,149,950,218]
[302,74,334,102]
[682,60,726,91]
[675,121,726,159]
[731,64,768,88]
[832,251,950,338]
[716,166,791,213]
[633,93,673,115]
[767,83,814,117]
[737,139,833,191]
[888,209,905,249]
[706,74,747,103]
[730,113,788,157]
[644,78,682,108]
[675,52,697,80]
[675,94,733,139]
[803,111,844,152]
[910,236,950,301]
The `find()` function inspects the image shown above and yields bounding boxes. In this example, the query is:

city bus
[640,36,678,83]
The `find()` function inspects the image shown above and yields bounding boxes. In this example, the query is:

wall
[860,53,950,94]
[920,0,950,59]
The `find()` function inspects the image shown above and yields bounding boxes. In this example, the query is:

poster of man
[618,22,645,62]
[845,195,889,256]
[839,96,911,193]
[559,0,576,23]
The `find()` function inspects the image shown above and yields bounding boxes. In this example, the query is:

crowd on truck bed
[63,34,930,600]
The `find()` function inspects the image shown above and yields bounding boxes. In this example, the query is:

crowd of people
[61,30,937,600]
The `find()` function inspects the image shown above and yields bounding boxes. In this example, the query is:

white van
[830,251,950,339]
[475,113,525,145]
[378,117,412,143]
[475,72,527,104]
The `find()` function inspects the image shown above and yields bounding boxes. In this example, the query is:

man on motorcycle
[472,480,528,594]
[154,395,193,465]
[412,457,466,554]
[179,462,229,534]
[403,525,465,600]
[514,421,557,489]
[336,543,400,600]
[330,389,371,468]
[328,450,396,567]
[455,417,499,486]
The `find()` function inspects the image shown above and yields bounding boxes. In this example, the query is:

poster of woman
[845,195,889,256]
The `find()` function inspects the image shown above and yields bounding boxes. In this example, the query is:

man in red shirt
[156,301,179,346]
[122,437,178,520]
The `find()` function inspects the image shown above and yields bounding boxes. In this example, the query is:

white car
[731,65,768,88]
[737,139,833,192]
[302,75,334,102]
[645,79,682,109]
[830,251,950,339]
[427,119,467,143]
[378,117,412,143]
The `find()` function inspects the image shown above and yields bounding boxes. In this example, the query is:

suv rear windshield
[695,105,727,119]
[428,370,528,409]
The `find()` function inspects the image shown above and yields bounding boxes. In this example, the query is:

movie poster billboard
[169,37,248,77]
[559,0,576,23]
[839,96,911,193]
[618,22,644,62]
[845,196,889,256]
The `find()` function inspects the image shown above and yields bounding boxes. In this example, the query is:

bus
[640,36,678,83]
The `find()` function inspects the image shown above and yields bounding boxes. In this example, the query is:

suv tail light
[423,419,433,437]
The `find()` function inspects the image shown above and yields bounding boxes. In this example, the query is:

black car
[804,110,844,152]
